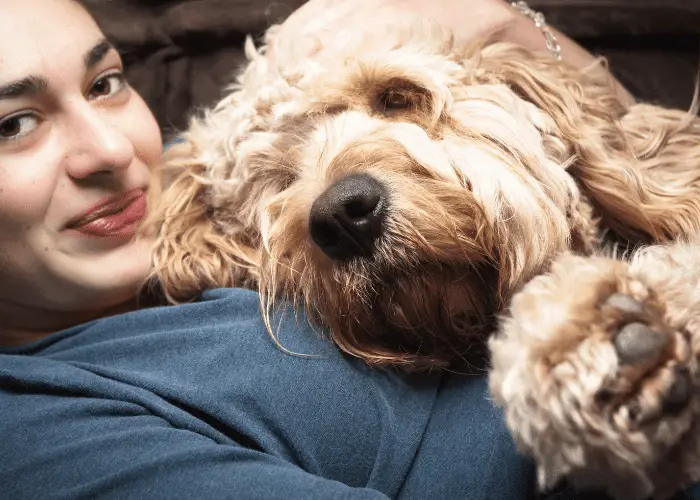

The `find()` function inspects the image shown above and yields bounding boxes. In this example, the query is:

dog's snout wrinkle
[309,174,386,260]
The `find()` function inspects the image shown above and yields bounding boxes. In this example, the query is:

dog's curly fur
[144,21,700,500]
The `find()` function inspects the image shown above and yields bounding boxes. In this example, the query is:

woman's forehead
[0,0,105,83]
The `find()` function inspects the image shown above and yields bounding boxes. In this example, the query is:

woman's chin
[46,236,155,312]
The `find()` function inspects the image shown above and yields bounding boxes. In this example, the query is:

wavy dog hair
[144,21,700,371]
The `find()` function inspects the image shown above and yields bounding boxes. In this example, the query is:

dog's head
[149,24,631,369]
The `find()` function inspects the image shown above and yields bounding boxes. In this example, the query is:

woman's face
[0,0,162,333]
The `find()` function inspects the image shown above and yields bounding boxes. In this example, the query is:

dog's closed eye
[378,89,413,112]
[373,80,429,116]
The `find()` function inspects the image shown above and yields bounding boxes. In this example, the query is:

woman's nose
[63,104,135,180]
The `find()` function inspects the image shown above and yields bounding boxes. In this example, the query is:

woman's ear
[143,137,261,304]
[477,43,700,244]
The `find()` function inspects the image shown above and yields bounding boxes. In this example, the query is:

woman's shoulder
[2,287,309,357]
[2,287,372,388]
[0,287,442,498]
[0,285,441,443]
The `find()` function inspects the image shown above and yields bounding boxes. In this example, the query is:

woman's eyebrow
[0,39,116,102]
[0,76,49,101]
[84,39,115,70]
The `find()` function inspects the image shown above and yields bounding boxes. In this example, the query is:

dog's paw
[489,252,699,499]
[593,289,692,426]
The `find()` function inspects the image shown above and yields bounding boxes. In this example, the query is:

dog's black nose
[309,174,386,260]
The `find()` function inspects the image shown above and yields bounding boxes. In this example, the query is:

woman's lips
[68,190,147,238]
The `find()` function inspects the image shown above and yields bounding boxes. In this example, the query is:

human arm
[0,391,389,500]
[496,2,636,105]
[270,0,635,105]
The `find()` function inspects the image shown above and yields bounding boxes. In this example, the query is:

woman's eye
[87,72,126,100]
[0,114,39,141]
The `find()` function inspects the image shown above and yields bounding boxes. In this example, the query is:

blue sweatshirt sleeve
[2,388,389,500]
[0,288,427,500]
[0,288,525,500]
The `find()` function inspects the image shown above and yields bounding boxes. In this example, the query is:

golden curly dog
[144,21,700,500]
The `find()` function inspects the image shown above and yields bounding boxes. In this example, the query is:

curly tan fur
[144,21,700,498]
[490,240,700,500]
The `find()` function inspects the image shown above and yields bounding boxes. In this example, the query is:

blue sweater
[0,288,533,499]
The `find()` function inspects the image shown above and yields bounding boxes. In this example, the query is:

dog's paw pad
[605,293,645,316]
[597,292,693,421]
[613,322,670,365]
[602,293,670,366]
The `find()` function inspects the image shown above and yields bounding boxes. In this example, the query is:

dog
[145,20,700,500]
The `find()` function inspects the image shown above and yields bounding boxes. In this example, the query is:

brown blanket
[82,0,700,140]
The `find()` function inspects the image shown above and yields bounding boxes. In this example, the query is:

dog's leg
[488,240,700,500]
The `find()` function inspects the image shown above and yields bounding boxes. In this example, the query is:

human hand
[267,0,517,62]
[267,0,634,104]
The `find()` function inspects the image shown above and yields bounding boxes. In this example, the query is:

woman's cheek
[0,156,56,227]
[125,92,163,168]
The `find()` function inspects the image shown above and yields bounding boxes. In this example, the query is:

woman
[0,0,687,499]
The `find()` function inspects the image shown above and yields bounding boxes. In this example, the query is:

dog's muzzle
[309,174,386,260]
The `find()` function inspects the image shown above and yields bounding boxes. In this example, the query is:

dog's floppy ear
[476,43,700,244]
[144,137,262,303]
[143,35,299,303]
